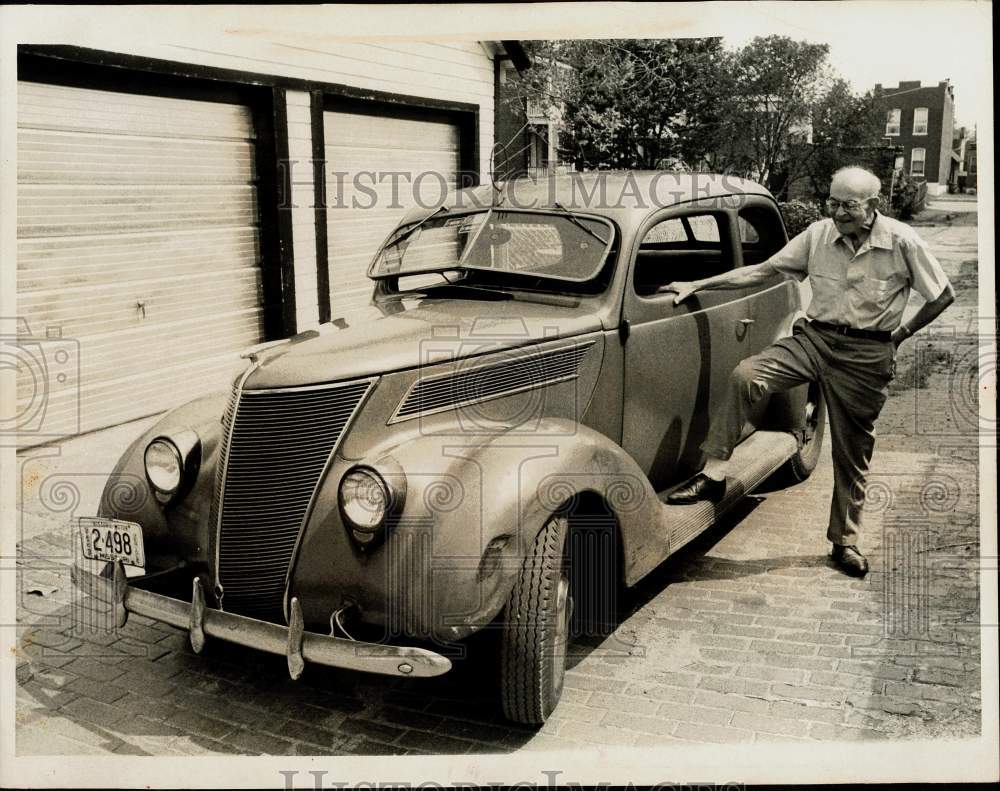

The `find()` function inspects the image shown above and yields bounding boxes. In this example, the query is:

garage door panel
[19,82,256,141]
[23,353,249,440]
[16,311,264,405]
[42,312,263,396]
[324,109,461,319]
[16,80,265,447]
[18,185,258,237]
[336,289,381,318]
[19,130,257,184]
[18,228,260,288]
[326,112,459,144]
[17,270,263,338]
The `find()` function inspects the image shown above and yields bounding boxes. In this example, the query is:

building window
[910,147,926,177]
[886,108,901,136]
[913,107,929,135]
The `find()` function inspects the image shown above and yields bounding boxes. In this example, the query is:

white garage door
[324,109,461,318]
[16,81,265,445]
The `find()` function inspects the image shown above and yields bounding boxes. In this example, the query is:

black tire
[499,515,572,725]
[785,381,827,482]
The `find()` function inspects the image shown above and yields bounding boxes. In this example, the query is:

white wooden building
[15,29,528,444]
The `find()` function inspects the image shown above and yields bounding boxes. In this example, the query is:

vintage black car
[74,172,825,725]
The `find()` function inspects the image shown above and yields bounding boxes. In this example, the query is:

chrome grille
[208,385,240,544]
[391,340,594,422]
[215,379,372,621]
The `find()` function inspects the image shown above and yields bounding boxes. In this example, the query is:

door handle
[738,318,755,327]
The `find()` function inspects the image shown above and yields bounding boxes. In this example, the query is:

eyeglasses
[825,197,874,212]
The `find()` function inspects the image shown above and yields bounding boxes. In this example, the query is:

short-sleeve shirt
[766,212,951,331]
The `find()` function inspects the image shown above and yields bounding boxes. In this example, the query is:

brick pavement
[14,218,984,755]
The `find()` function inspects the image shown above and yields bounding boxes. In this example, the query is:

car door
[621,204,755,493]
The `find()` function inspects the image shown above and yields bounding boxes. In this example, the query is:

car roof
[396,171,776,230]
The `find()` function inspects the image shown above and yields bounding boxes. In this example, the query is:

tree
[804,80,890,200]
[512,39,728,171]
[508,36,890,204]
[713,36,832,195]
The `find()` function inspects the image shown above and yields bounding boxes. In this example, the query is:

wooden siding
[286,90,320,331]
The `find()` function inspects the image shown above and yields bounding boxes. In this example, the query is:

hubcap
[801,383,821,447]
[552,573,572,698]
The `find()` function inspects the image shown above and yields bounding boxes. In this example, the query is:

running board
[658,430,798,556]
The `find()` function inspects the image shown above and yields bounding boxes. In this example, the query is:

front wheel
[784,381,826,482]
[499,515,572,725]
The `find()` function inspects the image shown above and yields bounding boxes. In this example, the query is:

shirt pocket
[861,272,905,302]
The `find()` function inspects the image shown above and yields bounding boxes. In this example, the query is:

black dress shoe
[832,544,869,577]
[666,473,726,504]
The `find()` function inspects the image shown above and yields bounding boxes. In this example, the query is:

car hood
[243,296,607,389]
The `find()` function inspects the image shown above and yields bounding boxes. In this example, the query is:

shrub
[886,173,928,220]
[779,200,823,238]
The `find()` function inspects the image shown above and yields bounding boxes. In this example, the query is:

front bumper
[71,562,452,679]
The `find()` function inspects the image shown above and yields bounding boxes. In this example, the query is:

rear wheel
[499,515,572,725]
[784,381,826,482]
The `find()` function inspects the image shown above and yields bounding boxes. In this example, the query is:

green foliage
[517,39,728,170]
[890,174,928,220]
[804,81,888,201]
[778,200,823,238]
[516,35,891,199]
[712,36,832,195]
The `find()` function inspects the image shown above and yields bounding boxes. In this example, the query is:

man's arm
[891,231,956,347]
[663,225,813,305]
[889,283,956,347]
[663,260,784,305]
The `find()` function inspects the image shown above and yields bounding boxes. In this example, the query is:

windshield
[368,209,615,286]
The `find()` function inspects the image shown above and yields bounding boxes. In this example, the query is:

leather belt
[809,320,891,342]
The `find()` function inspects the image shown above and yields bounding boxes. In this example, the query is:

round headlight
[340,468,390,532]
[145,439,182,495]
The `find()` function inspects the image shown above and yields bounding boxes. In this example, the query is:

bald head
[830,166,881,200]
[828,166,881,237]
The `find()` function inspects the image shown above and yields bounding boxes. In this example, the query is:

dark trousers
[701,321,895,546]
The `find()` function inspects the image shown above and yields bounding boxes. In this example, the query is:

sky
[715,1,991,130]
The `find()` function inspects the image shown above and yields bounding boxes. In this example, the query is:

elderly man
[663,166,954,577]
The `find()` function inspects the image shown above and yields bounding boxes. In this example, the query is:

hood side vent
[390,340,595,423]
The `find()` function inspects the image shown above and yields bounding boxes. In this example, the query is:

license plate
[76,517,145,569]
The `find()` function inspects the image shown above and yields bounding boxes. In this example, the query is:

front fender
[291,415,667,642]
[97,391,231,574]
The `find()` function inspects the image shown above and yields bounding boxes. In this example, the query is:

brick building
[875,80,958,195]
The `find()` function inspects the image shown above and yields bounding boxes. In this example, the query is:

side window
[737,205,787,266]
[633,213,731,297]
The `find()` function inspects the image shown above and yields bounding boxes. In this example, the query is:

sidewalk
[924,195,979,215]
